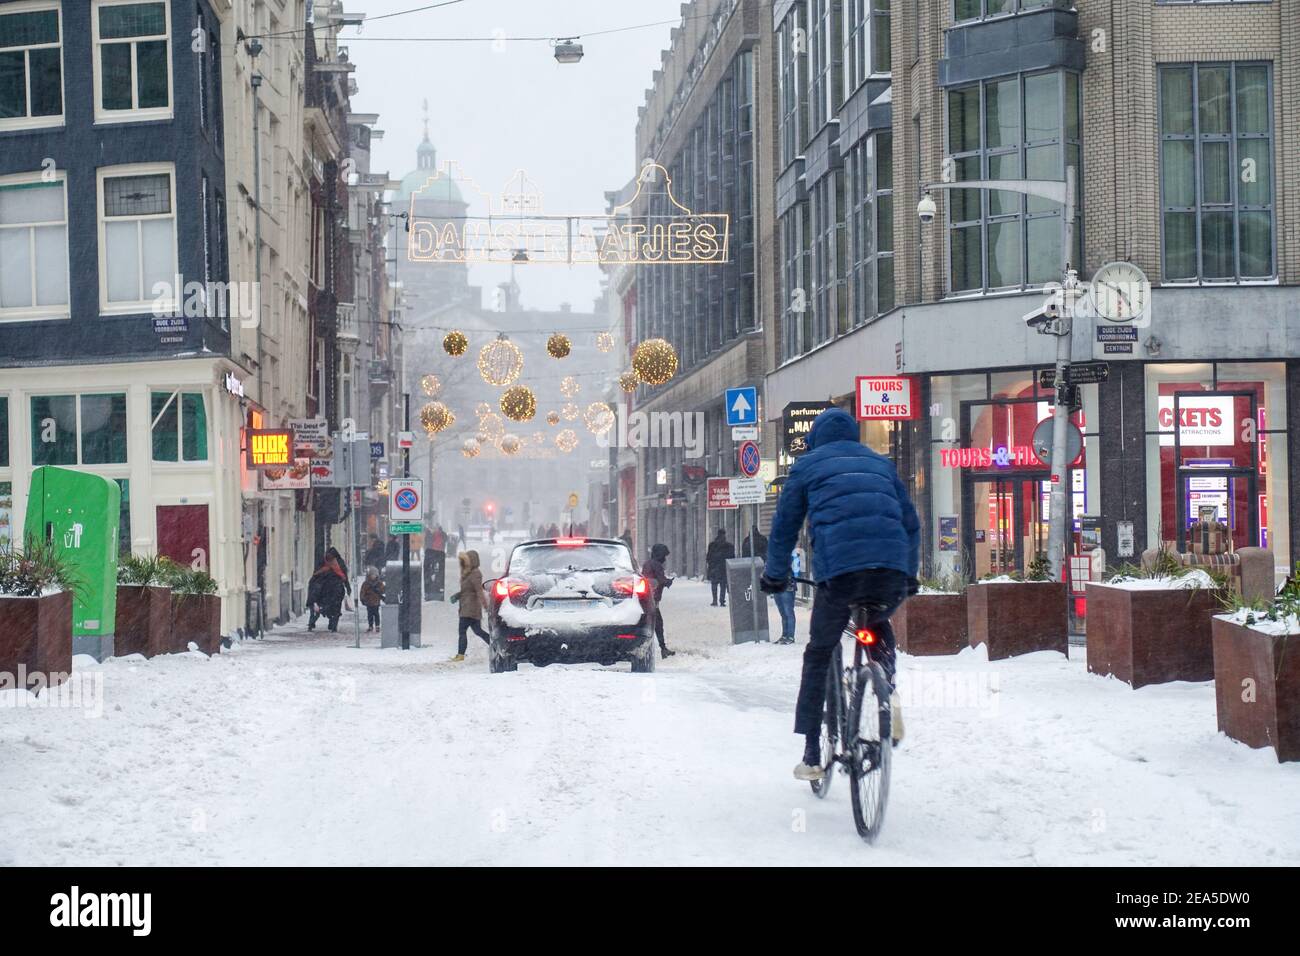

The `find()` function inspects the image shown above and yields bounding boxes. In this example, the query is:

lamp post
[918,166,1079,584]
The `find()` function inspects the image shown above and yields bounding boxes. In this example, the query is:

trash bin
[380,562,422,648]
[725,557,769,644]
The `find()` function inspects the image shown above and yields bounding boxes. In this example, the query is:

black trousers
[366,605,380,628]
[710,579,728,604]
[651,608,668,649]
[793,568,908,736]
[458,616,489,655]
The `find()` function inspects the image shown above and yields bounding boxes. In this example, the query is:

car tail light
[616,633,639,640]
[494,578,529,602]
[612,575,649,597]
[556,536,586,547]
[633,576,648,596]
[494,579,508,600]
[855,627,877,646]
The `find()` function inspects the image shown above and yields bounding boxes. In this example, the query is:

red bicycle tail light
[855,628,877,646]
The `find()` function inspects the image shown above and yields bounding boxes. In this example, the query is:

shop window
[29,393,76,465]
[1159,63,1273,282]
[0,480,12,547]
[30,393,127,466]
[114,477,130,554]
[0,396,8,468]
[0,1,63,130]
[80,393,128,464]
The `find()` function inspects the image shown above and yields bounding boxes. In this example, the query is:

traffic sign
[398,431,415,449]
[731,426,758,441]
[706,478,737,510]
[738,440,761,478]
[1039,361,1110,389]
[567,492,580,509]
[370,441,385,460]
[728,476,766,505]
[725,386,758,426]
[1031,418,1083,467]
[389,478,423,534]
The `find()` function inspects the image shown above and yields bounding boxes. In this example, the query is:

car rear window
[509,542,635,574]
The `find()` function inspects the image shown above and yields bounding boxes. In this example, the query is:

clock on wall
[1090,261,1151,323]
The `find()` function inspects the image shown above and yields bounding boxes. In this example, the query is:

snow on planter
[966,580,1068,661]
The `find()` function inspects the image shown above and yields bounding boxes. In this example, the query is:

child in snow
[359,567,385,633]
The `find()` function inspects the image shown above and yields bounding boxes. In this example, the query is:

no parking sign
[389,478,423,535]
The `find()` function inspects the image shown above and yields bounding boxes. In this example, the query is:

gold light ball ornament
[618,371,639,393]
[479,411,504,440]
[584,402,615,436]
[499,434,522,456]
[419,401,455,435]
[555,429,579,454]
[443,330,469,357]
[477,334,524,386]
[420,374,442,398]
[561,402,579,421]
[545,410,561,426]
[461,438,481,459]
[595,331,614,353]
[500,385,537,422]
[532,431,546,444]
[560,375,580,398]
[632,338,678,386]
[546,333,572,359]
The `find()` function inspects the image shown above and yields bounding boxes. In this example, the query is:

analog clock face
[1091,262,1150,323]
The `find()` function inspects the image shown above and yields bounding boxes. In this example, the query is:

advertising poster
[938,515,958,552]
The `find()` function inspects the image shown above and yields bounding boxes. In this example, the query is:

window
[0,1,63,129]
[808,0,842,136]
[954,0,1065,22]
[847,131,894,326]
[945,71,1082,293]
[30,393,127,466]
[98,165,176,313]
[93,0,171,122]
[1159,63,1273,282]
[778,5,809,169]
[842,0,890,100]
[780,204,813,362]
[0,173,69,319]
[195,4,221,147]
[809,172,846,346]
[151,390,209,462]
[0,397,8,468]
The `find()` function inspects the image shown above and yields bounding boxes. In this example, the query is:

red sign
[246,429,293,468]
[855,375,920,421]
[706,478,737,510]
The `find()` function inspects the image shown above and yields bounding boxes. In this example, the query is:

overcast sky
[345,0,686,315]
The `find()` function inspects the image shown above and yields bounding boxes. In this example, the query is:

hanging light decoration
[560,375,581,398]
[499,434,522,456]
[479,411,504,440]
[420,374,442,398]
[500,385,537,422]
[478,334,524,386]
[618,371,639,393]
[475,401,492,418]
[476,430,490,445]
[545,410,561,426]
[531,431,546,445]
[561,402,580,421]
[420,401,455,435]
[461,438,481,459]
[632,338,679,386]
[546,332,572,359]
[555,429,579,453]
[595,331,614,353]
[584,402,615,436]
[443,330,469,357]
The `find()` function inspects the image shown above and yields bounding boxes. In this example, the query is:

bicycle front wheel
[847,663,891,842]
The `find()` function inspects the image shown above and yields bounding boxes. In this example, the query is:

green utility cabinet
[24,466,121,660]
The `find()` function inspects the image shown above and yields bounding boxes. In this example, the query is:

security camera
[1023,290,1064,331]
[917,192,937,225]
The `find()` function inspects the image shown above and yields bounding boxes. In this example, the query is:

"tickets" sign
[855,375,920,421]
[1156,395,1234,446]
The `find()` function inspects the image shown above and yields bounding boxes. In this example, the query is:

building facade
[762,0,1299,612]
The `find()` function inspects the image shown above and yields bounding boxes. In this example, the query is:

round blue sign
[739,441,761,478]
[395,488,419,512]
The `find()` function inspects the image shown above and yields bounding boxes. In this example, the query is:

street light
[553,38,584,64]
[918,167,1080,584]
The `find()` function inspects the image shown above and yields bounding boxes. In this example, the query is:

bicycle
[793,577,894,843]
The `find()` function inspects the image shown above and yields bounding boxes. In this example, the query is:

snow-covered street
[2,577,1297,867]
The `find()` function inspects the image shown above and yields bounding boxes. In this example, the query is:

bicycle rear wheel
[810,654,842,799]
[847,662,891,842]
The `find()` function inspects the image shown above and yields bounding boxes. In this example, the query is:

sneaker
[793,761,825,781]
[777,636,795,645]
[449,654,465,662]
[890,691,904,746]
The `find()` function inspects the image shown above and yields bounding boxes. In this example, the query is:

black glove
[906,576,920,597]
[759,574,788,595]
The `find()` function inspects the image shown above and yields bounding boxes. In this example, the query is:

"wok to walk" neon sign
[405,164,729,266]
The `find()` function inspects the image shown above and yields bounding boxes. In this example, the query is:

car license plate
[537,599,600,610]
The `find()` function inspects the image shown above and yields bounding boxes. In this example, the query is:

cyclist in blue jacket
[760,407,920,781]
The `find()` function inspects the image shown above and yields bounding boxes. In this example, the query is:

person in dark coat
[448,550,489,661]
[363,535,385,572]
[385,538,400,562]
[760,408,920,780]
[640,543,675,657]
[307,555,349,632]
[741,525,769,559]
[705,529,735,606]
[359,567,385,633]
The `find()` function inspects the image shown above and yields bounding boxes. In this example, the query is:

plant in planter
[1211,567,1300,762]
[1086,557,1224,688]
[0,536,81,691]
[114,553,174,659]
[159,560,222,656]
[968,554,1067,660]
[895,571,968,656]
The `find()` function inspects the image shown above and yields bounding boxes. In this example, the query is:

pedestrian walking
[363,535,385,572]
[449,550,490,661]
[359,567,385,633]
[706,529,735,606]
[307,552,349,632]
[741,525,769,559]
[773,548,801,644]
[641,543,676,658]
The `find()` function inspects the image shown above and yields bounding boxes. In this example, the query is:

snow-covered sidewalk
[1,578,1296,866]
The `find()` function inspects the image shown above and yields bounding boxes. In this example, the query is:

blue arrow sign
[725,386,757,426]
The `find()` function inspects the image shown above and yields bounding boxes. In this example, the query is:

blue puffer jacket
[764,408,920,584]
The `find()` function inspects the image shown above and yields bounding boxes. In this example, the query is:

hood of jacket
[459,550,479,572]
[806,407,858,452]
[650,543,669,561]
